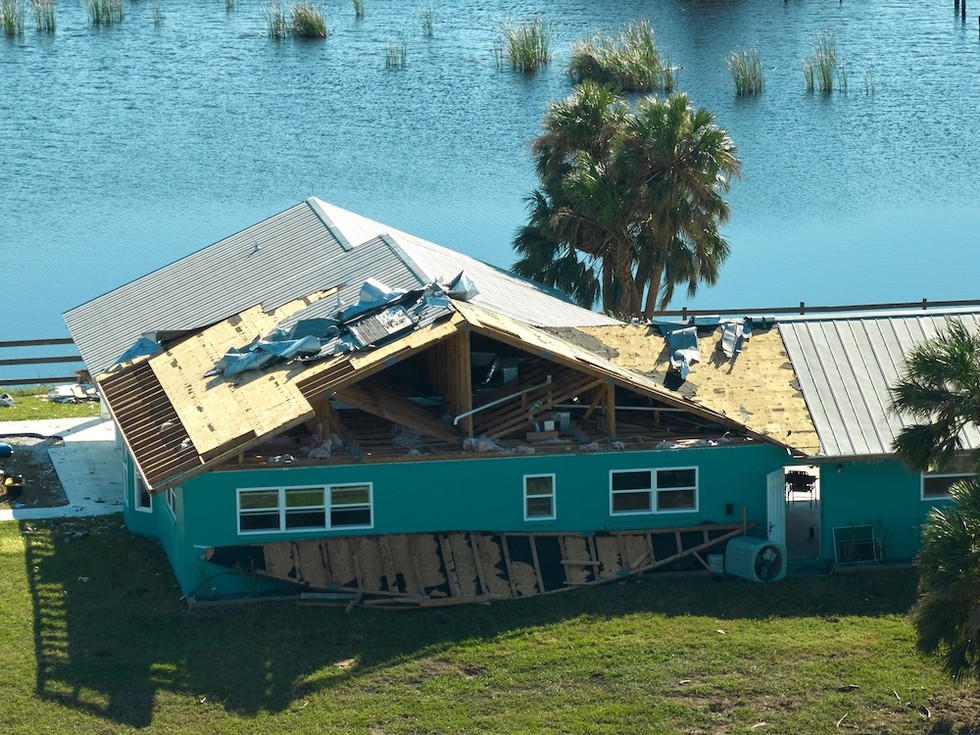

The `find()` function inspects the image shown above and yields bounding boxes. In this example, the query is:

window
[238,483,373,534]
[524,474,556,521]
[165,487,178,520]
[135,475,152,513]
[610,468,698,515]
[921,472,973,501]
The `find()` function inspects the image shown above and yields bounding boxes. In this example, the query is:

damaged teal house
[63,199,967,604]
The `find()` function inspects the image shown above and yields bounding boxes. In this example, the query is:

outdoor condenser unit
[724,536,787,582]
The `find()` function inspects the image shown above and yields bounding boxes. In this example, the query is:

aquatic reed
[83,0,124,26]
[568,19,669,92]
[500,17,551,74]
[836,57,848,93]
[30,0,53,32]
[384,39,407,69]
[420,5,432,37]
[352,0,362,19]
[151,1,162,26]
[802,31,838,93]
[225,0,234,12]
[291,1,326,38]
[863,65,876,95]
[726,47,763,95]
[264,1,288,38]
[1,0,24,36]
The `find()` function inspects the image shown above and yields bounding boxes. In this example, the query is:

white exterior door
[766,469,786,545]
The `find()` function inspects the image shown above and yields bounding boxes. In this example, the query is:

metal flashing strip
[307,197,354,252]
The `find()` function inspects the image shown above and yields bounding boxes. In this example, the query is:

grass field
[0,516,977,734]
[0,388,101,422]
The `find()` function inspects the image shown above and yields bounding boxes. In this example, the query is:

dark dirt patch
[0,436,67,509]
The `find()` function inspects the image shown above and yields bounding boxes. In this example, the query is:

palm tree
[890,318,980,472]
[512,82,740,320]
[912,478,980,681]
[889,317,980,680]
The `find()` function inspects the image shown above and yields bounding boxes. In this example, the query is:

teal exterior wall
[167,442,788,596]
[817,457,952,562]
[120,441,956,597]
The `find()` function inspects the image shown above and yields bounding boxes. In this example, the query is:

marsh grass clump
[420,5,432,37]
[225,0,234,12]
[151,1,162,26]
[384,39,406,69]
[726,47,763,95]
[83,0,124,25]
[265,1,288,38]
[802,31,839,93]
[1,0,24,35]
[863,65,876,95]
[30,0,54,32]
[291,1,326,38]
[352,0,362,19]
[500,16,551,74]
[568,19,673,92]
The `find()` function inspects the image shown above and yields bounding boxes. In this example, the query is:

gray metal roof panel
[779,311,980,458]
[65,198,619,375]
[309,199,621,329]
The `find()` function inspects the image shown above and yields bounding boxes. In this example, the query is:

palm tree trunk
[641,262,665,320]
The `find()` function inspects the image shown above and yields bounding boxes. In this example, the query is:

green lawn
[0,389,101,422]
[0,517,976,734]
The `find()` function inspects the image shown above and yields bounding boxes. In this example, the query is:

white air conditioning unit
[724,536,787,582]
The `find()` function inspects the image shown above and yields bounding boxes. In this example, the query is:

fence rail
[0,338,85,387]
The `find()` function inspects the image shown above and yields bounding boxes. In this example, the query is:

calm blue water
[1,0,979,341]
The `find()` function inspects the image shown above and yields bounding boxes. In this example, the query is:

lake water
[2,0,979,342]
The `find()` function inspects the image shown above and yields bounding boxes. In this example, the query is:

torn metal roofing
[66,198,618,377]
[778,311,980,458]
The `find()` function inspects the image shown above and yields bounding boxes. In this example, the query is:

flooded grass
[82,0,124,26]
[500,17,551,74]
[352,0,362,19]
[151,1,162,26]
[726,47,763,95]
[384,38,406,69]
[1,0,24,35]
[568,19,668,92]
[420,5,432,36]
[291,0,326,39]
[802,31,839,94]
[264,1,288,38]
[29,0,53,32]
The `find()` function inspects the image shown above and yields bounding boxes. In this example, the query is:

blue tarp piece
[208,275,467,377]
[112,335,161,365]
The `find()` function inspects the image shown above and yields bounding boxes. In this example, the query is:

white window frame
[610,467,699,516]
[237,483,373,535]
[165,486,178,521]
[921,471,973,501]
[134,474,152,514]
[523,473,556,521]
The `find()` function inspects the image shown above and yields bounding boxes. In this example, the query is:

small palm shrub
[291,1,326,38]
[500,17,551,74]
[568,19,671,92]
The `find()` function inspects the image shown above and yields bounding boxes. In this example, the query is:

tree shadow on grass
[20,516,921,727]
